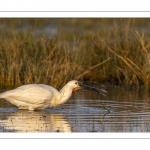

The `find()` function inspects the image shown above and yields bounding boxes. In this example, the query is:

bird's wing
[0,84,57,104]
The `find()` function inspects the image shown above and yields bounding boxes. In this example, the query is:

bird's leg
[28,106,35,111]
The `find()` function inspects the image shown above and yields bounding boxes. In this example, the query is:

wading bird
[0,80,106,111]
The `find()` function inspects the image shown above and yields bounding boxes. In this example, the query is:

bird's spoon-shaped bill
[78,82,107,96]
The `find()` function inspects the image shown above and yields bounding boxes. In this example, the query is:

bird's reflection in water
[0,109,72,132]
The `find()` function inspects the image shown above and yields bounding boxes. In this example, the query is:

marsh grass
[0,19,150,89]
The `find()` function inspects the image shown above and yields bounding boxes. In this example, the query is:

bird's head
[59,80,107,105]
[66,80,107,96]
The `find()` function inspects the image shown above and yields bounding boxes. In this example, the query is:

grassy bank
[0,18,150,89]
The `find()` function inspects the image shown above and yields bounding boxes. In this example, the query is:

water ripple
[1,88,150,132]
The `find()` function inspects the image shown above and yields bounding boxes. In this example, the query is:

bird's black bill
[78,82,107,96]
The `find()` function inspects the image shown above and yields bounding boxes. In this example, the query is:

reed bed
[0,18,150,89]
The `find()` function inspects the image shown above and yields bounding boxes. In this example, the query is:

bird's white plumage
[0,80,106,111]
[0,84,60,110]
[0,80,79,110]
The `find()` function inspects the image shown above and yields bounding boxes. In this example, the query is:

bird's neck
[59,86,73,105]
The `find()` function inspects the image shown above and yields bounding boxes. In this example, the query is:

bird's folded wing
[0,84,54,104]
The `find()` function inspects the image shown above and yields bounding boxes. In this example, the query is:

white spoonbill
[0,80,106,111]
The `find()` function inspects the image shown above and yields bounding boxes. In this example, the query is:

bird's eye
[75,82,78,85]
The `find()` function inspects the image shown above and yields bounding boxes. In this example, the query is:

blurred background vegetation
[0,18,150,89]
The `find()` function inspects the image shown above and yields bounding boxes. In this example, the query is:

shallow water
[1,87,150,132]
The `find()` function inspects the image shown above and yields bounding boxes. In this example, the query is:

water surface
[1,87,150,132]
